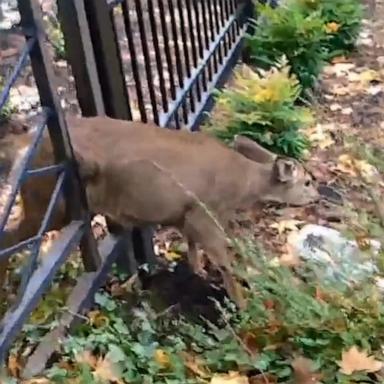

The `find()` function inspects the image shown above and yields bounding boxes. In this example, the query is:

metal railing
[0,0,252,369]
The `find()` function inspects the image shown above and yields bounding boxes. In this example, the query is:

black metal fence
[0,0,251,367]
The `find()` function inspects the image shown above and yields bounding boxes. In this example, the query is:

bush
[296,0,363,58]
[206,62,313,159]
[245,2,328,92]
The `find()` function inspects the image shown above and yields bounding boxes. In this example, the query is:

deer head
[233,135,319,206]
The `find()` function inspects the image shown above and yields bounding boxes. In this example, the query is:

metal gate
[0,0,251,366]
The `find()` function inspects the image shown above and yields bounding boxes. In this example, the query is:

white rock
[288,224,381,286]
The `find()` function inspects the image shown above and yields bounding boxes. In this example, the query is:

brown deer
[0,116,319,308]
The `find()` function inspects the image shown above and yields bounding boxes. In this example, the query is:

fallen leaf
[164,250,182,261]
[279,247,301,267]
[93,356,123,383]
[331,55,348,64]
[292,356,322,384]
[210,371,249,384]
[75,350,97,367]
[358,69,381,84]
[336,154,378,180]
[341,107,353,115]
[8,354,22,377]
[87,310,110,328]
[324,22,340,34]
[269,220,304,235]
[181,351,210,378]
[338,346,383,375]
[154,349,171,369]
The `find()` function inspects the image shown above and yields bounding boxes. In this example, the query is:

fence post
[80,0,156,269]
[17,0,101,271]
[57,0,105,117]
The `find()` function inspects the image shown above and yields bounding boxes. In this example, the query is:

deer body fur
[0,116,319,308]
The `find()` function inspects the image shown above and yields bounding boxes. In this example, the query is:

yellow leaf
[359,69,381,84]
[336,154,378,180]
[338,346,383,375]
[164,251,182,261]
[269,220,304,235]
[210,371,249,384]
[324,22,340,34]
[154,349,171,369]
[87,310,110,328]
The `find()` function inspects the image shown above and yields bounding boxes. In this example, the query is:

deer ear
[274,157,298,183]
[233,135,276,163]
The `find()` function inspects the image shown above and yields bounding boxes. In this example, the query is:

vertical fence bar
[57,0,105,117]
[166,0,188,124]
[175,0,191,78]
[212,0,223,63]
[192,0,208,92]
[83,0,132,120]
[121,0,147,122]
[185,0,201,103]
[133,0,159,124]
[18,0,101,271]
[147,0,168,113]
[200,0,213,82]
[206,0,218,73]
[157,0,177,100]
[167,0,184,89]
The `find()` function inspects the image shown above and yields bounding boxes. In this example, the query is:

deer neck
[241,160,275,207]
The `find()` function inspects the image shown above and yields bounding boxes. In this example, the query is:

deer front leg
[187,239,207,278]
[182,206,246,310]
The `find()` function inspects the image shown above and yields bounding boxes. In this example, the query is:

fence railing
[0,0,251,370]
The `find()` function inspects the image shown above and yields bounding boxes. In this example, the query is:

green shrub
[245,2,328,92]
[296,0,363,58]
[206,62,313,159]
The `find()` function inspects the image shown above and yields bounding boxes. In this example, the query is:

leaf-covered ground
[2,0,384,383]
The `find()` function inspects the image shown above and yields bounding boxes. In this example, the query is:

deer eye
[305,180,311,187]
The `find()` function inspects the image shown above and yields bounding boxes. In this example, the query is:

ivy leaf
[107,345,126,363]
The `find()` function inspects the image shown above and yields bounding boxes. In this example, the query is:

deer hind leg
[182,206,246,310]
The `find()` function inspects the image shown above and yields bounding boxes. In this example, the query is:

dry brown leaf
[338,346,383,375]
[331,55,348,64]
[21,379,52,384]
[75,350,97,368]
[292,356,322,384]
[181,351,210,378]
[93,356,123,383]
[210,371,249,384]
[279,250,301,267]
[269,220,304,235]
[8,354,22,378]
